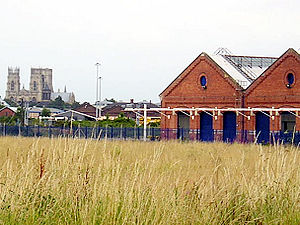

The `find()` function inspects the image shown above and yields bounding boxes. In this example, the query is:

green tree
[105,98,116,103]
[41,108,51,117]
[49,96,65,110]
[70,101,80,109]
[15,107,25,125]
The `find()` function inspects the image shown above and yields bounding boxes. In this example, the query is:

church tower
[5,67,20,101]
[30,68,53,101]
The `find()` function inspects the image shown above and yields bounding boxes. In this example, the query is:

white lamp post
[99,76,102,118]
[95,62,100,118]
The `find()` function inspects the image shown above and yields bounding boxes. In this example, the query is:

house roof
[28,107,64,113]
[245,48,300,95]
[160,49,298,97]
[0,106,17,113]
[54,110,97,120]
[208,54,277,89]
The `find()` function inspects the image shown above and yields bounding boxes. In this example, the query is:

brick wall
[160,49,300,139]
[0,108,15,117]
[161,53,243,131]
[245,49,300,131]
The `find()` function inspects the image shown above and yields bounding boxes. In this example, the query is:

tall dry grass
[0,137,299,224]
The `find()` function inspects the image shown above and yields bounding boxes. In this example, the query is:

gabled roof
[0,106,17,113]
[160,49,300,98]
[160,52,244,97]
[245,48,300,95]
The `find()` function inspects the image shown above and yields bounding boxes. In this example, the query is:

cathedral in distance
[5,67,75,104]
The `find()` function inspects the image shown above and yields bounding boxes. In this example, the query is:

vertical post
[37,125,40,137]
[95,63,100,118]
[99,76,102,118]
[70,111,73,136]
[120,124,123,139]
[143,104,147,141]
[105,125,108,139]
[78,123,81,139]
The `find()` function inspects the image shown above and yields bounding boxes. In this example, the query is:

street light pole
[95,62,100,119]
[99,76,102,118]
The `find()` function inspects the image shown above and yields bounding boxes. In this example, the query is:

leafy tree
[15,107,25,125]
[49,96,65,110]
[70,101,80,109]
[41,108,51,117]
[0,116,17,125]
[105,98,116,103]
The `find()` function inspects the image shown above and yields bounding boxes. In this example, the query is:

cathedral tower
[30,68,53,101]
[5,67,20,101]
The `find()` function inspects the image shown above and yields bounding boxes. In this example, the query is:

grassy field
[0,137,299,224]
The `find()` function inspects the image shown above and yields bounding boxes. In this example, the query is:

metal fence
[0,124,299,144]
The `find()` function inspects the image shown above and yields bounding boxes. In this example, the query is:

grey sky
[0,0,299,103]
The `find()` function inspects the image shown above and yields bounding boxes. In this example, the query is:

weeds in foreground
[0,137,299,224]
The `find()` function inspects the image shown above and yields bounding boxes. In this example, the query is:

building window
[42,75,45,88]
[33,81,37,91]
[281,112,295,133]
[285,72,295,88]
[287,73,294,86]
[200,75,207,88]
[11,81,15,91]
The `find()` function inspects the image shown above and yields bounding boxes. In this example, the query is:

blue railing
[0,124,299,144]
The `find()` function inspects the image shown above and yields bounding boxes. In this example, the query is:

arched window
[200,75,207,89]
[287,73,294,85]
[33,81,37,91]
[11,81,15,91]
[41,75,45,88]
[200,76,207,86]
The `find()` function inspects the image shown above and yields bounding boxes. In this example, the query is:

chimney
[130,99,134,103]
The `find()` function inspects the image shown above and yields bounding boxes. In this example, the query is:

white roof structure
[208,52,277,89]
[29,106,64,114]
[0,97,9,107]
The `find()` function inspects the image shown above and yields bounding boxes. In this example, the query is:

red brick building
[160,48,300,142]
[75,102,97,117]
[0,107,16,117]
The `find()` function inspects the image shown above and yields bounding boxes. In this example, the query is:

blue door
[200,112,213,141]
[223,112,236,142]
[256,112,270,143]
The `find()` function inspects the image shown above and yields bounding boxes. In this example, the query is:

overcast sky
[0,0,299,103]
